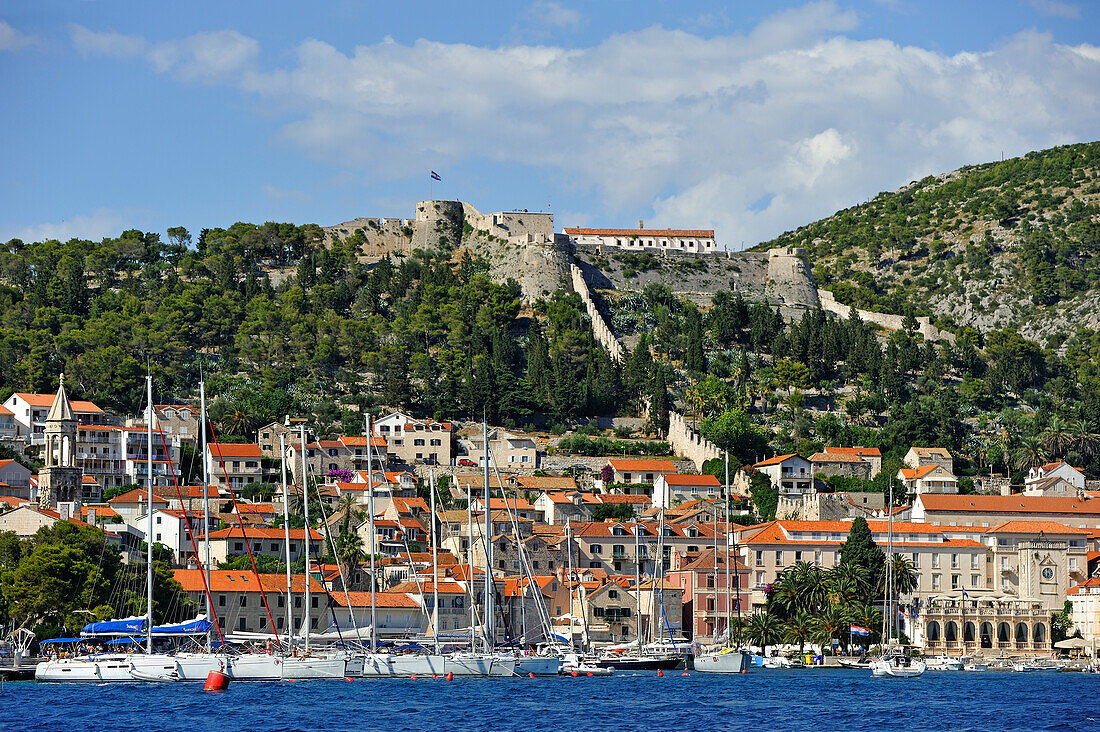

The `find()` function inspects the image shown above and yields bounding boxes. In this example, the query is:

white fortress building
[564,221,716,253]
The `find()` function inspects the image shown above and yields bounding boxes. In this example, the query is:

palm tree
[746,611,783,654]
[812,605,850,651]
[784,610,814,654]
[888,553,918,598]
[767,571,802,617]
[1013,435,1045,471]
[1071,418,1099,458]
[826,563,867,607]
[1040,415,1072,457]
[849,602,883,645]
[787,561,828,613]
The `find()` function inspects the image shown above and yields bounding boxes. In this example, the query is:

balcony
[611,550,628,559]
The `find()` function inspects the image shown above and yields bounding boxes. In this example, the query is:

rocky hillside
[757,141,1100,344]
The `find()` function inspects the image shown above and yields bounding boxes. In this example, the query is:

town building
[904,447,954,473]
[752,454,812,497]
[1024,461,1087,496]
[822,446,882,478]
[0,458,32,500]
[604,459,679,493]
[204,526,323,565]
[532,491,598,525]
[324,591,426,639]
[809,451,872,481]
[912,493,1100,529]
[564,224,716,254]
[461,428,539,468]
[653,473,721,509]
[372,412,452,466]
[897,463,958,496]
[173,569,328,635]
[206,443,263,489]
[665,551,751,643]
[4,389,113,444]
[1068,578,1100,652]
[0,405,18,442]
[256,419,310,459]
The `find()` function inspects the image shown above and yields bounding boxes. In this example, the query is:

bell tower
[38,373,82,508]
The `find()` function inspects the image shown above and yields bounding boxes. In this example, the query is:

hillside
[756,141,1100,344]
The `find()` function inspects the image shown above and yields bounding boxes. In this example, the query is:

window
[591,544,603,555]
[156,516,162,524]
[971,555,980,570]
[794,551,802,563]
[270,543,279,552]
[239,595,247,607]
[415,439,425,447]
[951,574,960,590]
[756,551,763,567]
[277,596,285,608]
[932,574,941,590]
[775,551,783,565]
[430,439,441,446]
[1069,558,1078,572]
[755,571,765,586]
[911,553,919,568]
[218,594,226,607]
[951,554,959,569]
[259,617,267,629]
[932,554,940,569]
[609,590,619,599]
[971,574,981,588]
[238,617,247,631]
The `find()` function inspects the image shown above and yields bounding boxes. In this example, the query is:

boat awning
[105,637,144,645]
[40,637,84,644]
[81,617,147,636]
[152,617,211,636]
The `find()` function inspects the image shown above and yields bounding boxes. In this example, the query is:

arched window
[1033,623,1046,643]
[964,622,976,643]
[945,621,958,643]
[997,622,1011,642]
[926,621,941,642]
[1015,623,1029,643]
[980,622,993,648]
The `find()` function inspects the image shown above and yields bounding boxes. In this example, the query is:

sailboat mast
[430,470,440,655]
[482,421,492,653]
[566,518,575,653]
[280,431,293,647]
[145,375,154,655]
[467,479,475,650]
[200,380,212,649]
[366,414,377,653]
[635,522,641,655]
[299,422,311,652]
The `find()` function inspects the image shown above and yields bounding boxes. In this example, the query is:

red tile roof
[824,446,881,457]
[205,527,322,540]
[661,474,721,487]
[330,591,420,608]
[208,443,262,459]
[900,465,941,480]
[565,227,714,238]
[12,393,104,412]
[608,459,677,473]
[753,453,799,468]
[986,521,1091,535]
[174,569,324,594]
[918,494,1100,514]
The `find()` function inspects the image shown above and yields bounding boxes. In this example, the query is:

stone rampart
[665,410,722,471]
[570,263,625,362]
[766,247,819,307]
[818,289,956,344]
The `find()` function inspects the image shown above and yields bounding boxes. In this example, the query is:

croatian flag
[430,171,441,181]
[850,625,871,636]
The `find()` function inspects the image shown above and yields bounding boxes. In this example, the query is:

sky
[0,0,1097,249]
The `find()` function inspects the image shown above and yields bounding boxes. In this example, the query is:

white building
[564,225,716,253]
[653,473,721,509]
[1068,579,1100,654]
[752,454,812,497]
[1025,461,1086,495]
[4,391,112,444]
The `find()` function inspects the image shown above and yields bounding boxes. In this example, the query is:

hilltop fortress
[322,200,951,341]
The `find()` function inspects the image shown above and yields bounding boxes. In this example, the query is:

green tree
[837,517,886,599]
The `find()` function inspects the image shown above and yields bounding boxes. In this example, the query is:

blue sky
[1,1,1097,248]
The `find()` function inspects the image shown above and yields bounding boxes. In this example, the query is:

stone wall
[765,247,819,307]
[818,289,956,344]
[570,263,625,362]
[665,411,722,471]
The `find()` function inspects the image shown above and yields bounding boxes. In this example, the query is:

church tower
[38,373,82,508]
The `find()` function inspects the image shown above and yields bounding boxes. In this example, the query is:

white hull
[37,652,345,682]
[356,653,447,677]
[925,656,964,671]
[693,650,751,674]
[36,654,183,682]
[871,658,926,677]
[514,656,561,676]
[445,653,517,676]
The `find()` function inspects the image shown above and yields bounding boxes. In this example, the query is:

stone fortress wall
[817,289,956,343]
[570,263,625,362]
[665,410,722,471]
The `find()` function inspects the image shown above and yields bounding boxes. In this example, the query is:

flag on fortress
[850,625,871,636]
[430,171,441,181]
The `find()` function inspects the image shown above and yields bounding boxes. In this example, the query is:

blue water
[1,670,1096,731]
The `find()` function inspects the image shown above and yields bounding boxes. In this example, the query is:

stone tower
[38,373,82,508]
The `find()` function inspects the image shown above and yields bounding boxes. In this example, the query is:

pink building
[666,551,751,643]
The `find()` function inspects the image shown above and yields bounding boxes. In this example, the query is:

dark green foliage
[837,517,885,596]
[556,434,670,456]
[591,503,635,522]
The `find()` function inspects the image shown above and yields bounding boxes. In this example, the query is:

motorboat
[693,648,751,674]
[870,649,926,678]
[836,656,872,669]
[924,655,964,671]
[513,654,562,676]
[761,655,792,669]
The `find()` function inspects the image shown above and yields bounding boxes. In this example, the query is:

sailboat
[870,480,925,678]
[37,376,195,682]
[695,453,751,674]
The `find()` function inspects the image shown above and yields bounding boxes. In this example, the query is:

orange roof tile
[986,521,1091,535]
[753,453,799,468]
[565,227,714,238]
[205,527,322,540]
[174,569,324,594]
[13,393,104,412]
[330,591,420,608]
[824,446,881,457]
[661,474,720,486]
[918,494,1100,515]
[608,459,677,473]
[208,443,262,458]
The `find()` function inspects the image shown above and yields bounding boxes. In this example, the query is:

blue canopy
[81,617,147,636]
[548,633,570,644]
[40,637,83,644]
[151,618,211,636]
[105,637,144,645]
[393,643,423,652]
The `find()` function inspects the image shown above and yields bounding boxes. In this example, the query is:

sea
[1,669,1096,731]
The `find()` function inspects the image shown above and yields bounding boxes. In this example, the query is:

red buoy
[681,672,689,677]
[657,669,664,677]
[203,670,230,691]
[445,672,454,681]
[570,670,579,677]
[432,675,439,679]
[741,669,748,674]
[528,672,535,678]
[586,672,594,677]
[345,676,353,682]
[410,675,418,680]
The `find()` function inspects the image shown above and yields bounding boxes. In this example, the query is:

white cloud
[527,1,581,29]
[70,3,1100,246]
[0,19,34,51]
[262,184,312,203]
[1028,0,1081,19]
[70,24,257,81]
[1,208,125,243]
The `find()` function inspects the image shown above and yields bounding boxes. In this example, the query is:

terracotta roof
[596,494,651,504]
[753,453,799,468]
[236,503,276,514]
[661,474,720,487]
[12,393,104,412]
[174,569,324,594]
[208,443,262,459]
[1068,578,1100,594]
[108,488,173,505]
[810,452,864,463]
[900,465,941,480]
[985,521,1091,535]
[824,446,881,457]
[0,405,12,415]
[918,494,1100,515]
[330,591,420,608]
[564,227,714,238]
[608,459,677,473]
[909,447,951,457]
[515,476,578,491]
[205,527,323,540]
[338,435,386,448]
[389,580,466,594]
[0,496,32,508]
